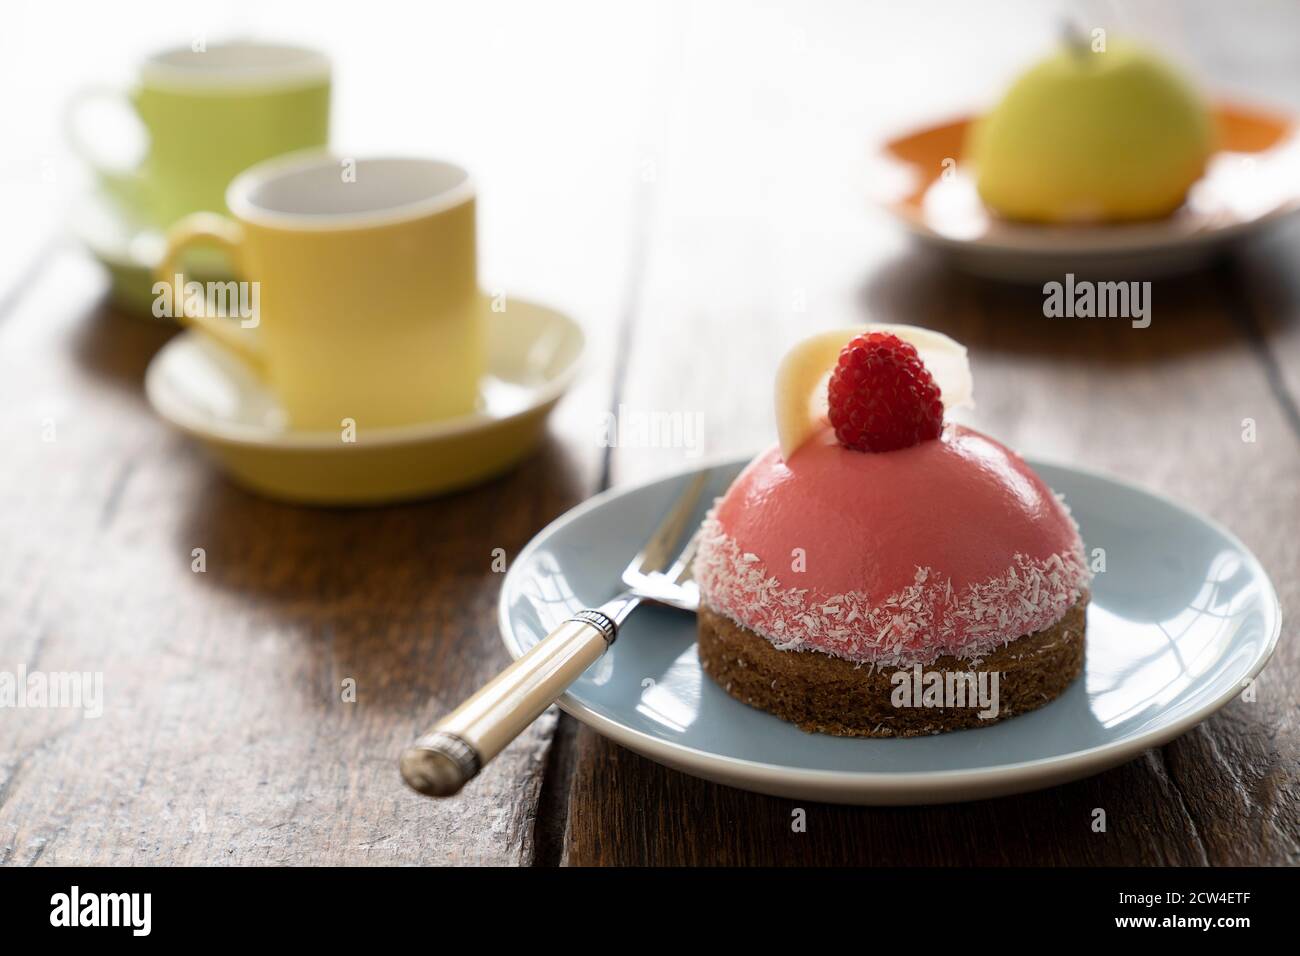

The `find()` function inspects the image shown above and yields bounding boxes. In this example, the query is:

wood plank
[3,0,1297,868]
[0,252,593,864]
[559,242,1300,865]
[0,29,657,855]
[0,0,674,866]
[1234,219,1300,429]
[551,0,1300,861]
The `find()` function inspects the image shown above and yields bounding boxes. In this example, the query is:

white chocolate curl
[774,324,974,460]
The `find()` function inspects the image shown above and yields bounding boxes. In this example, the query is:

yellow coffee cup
[157,154,483,431]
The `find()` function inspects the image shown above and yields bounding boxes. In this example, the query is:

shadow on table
[68,295,179,400]
[169,434,592,716]
[63,288,593,718]
[564,720,1269,865]
[858,245,1290,362]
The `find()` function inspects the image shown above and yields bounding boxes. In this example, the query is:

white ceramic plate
[870,105,1300,281]
[499,457,1280,804]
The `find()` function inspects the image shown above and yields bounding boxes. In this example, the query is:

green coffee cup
[66,41,331,226]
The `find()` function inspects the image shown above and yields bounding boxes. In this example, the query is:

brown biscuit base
[697,596,1087,737]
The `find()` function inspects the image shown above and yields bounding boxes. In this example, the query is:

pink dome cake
[694,326,1091,737]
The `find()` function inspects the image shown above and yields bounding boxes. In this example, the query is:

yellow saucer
[145,296,583,505]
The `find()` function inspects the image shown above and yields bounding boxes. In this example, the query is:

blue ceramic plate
[499,457,1281,804]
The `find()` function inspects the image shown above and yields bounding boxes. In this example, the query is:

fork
[400,470,710,797]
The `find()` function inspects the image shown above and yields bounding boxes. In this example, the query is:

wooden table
[1,1,1297,866]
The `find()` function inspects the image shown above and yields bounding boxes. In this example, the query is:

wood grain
[0,0,665,866]
[0,251,604,864]
[555,241,1300,867]
[2,0,1298,868]
[536,0,1300,867]
[542,0,1300,860]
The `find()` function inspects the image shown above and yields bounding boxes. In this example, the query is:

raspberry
[827,332,944,452]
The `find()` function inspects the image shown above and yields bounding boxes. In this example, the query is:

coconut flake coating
[695,425,1091,666]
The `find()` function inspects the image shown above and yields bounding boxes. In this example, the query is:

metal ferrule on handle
[400,610,618,797]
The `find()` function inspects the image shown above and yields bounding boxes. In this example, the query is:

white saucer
[145,296,584,504]
[870,104,1300,281]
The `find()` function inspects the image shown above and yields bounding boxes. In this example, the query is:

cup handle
[157,213,265,369]
[63,86,145,201]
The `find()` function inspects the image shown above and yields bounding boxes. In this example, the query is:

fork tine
[663,527,701,584]
[623,469,711,579]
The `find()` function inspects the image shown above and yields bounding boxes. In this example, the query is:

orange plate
[873,102,1300,261]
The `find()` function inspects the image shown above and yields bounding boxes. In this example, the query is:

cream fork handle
[401,611,616,797]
